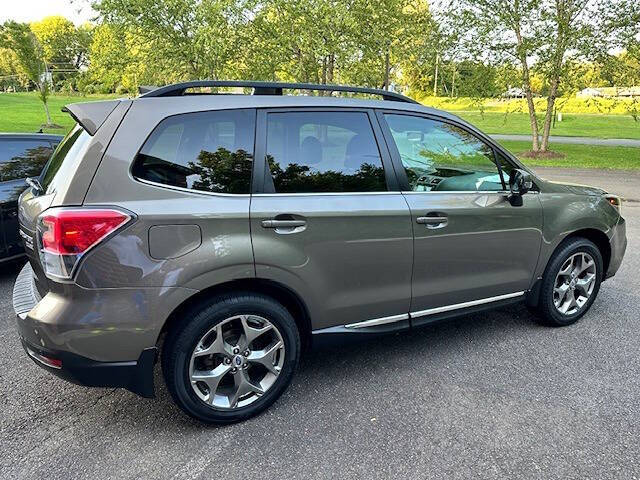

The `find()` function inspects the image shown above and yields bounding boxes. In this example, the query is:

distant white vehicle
[502,87,525,98]
[576,87,603,98]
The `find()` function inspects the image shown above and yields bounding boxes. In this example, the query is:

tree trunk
[521,64,540,151]
[433,53,439,96]
[451,64,455,98]
[320,56,327,95]
[514,24,539,151]
[383,49,390,90]
[540,79,560,151]
[321,56,327,85]
[42,99,52,126]
[327,54,334,84]
[40,83,52,126]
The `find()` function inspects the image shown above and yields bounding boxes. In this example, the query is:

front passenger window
[383,114,505,192]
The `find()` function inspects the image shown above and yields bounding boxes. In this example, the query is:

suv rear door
[377,111,543,325]
[250,108,413,332]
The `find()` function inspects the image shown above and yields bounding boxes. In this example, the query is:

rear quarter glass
[40,125,92,194]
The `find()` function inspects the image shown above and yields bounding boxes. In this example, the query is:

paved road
[491,134,640,147]
[532,167,640,202]
[1,169,639,479]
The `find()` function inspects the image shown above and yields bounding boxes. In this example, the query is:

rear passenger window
[266,111,386,193]
[132,109,255,194]
[0,139,53,182]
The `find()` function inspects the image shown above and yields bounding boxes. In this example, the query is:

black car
[0,133,62,261]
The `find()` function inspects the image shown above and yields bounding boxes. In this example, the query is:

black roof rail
[138,80,418,104]
[138,85,158,95]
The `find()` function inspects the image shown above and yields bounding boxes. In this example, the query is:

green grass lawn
[498,140,640,170]
[0,92,120,134]
[1,92,638,169]
[453,111,640,140]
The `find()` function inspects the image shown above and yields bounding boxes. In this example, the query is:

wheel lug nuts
[233,348,240,354]
[244,350,250,356]
[231,367,237,373]
[224,358,231,365]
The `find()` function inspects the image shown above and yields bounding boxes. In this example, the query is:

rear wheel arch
[158,278,312,352]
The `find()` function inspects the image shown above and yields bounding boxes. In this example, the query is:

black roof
[139,80,418,104]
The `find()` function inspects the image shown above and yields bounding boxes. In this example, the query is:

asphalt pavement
[1,167,639,479]
[534,167,640,202]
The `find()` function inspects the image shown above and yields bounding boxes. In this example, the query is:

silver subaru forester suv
[13,81,626,423]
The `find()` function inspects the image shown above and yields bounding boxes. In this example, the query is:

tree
[349,0,435,90]
[444,0,640,153]
[31,16,91,68]
[0,21,53,125]
[242,0,360,86]
[31,16,93,90]
[0,47,28,91]
[93,0,248,83]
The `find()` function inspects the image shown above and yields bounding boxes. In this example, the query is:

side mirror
[509,169,533,196]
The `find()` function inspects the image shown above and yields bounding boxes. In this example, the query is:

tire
[535,237,603,327]
[162,292,301,424]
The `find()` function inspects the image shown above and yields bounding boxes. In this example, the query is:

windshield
[40,125,91,194]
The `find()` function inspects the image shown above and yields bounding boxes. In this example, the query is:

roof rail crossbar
[139,80,418,104]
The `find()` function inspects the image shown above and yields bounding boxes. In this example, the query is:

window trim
[253,107,399,195]
[129,108,257,196]
[374,109,531,194]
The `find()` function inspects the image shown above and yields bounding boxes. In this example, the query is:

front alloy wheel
[552,252,597,315]
[535,237,603,327]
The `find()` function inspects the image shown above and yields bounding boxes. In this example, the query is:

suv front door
[250,109,413,331]
[378,112,543,326]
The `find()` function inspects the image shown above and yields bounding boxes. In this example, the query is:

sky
[0,0,96,25]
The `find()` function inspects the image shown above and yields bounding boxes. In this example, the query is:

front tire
[536,237,603,327]
[162,293,300,424]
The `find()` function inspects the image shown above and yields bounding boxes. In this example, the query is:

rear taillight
[37,208,131,279]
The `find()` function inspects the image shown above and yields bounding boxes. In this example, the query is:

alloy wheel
[553,252,597,315]
[188,315,285,409]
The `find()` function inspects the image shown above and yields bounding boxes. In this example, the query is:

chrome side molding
[410,291,525,319]
[345,313,409,329]
[343,291,525,329]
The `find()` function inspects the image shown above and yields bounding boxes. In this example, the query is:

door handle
[416,214,448,229]
[261,219,306,229]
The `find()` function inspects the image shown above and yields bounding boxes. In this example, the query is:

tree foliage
[89,0,437,92]
[443,0,640,152]
[0,21,53,124]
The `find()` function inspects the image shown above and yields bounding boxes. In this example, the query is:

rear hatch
[18,126,92,295]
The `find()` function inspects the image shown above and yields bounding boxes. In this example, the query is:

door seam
[400,192,416,326]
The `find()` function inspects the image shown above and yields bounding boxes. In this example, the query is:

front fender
[533,193,619,280]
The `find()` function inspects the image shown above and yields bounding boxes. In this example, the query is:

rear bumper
[20,338,157,398]
[12,262,193,397]
[606,216,627,279]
